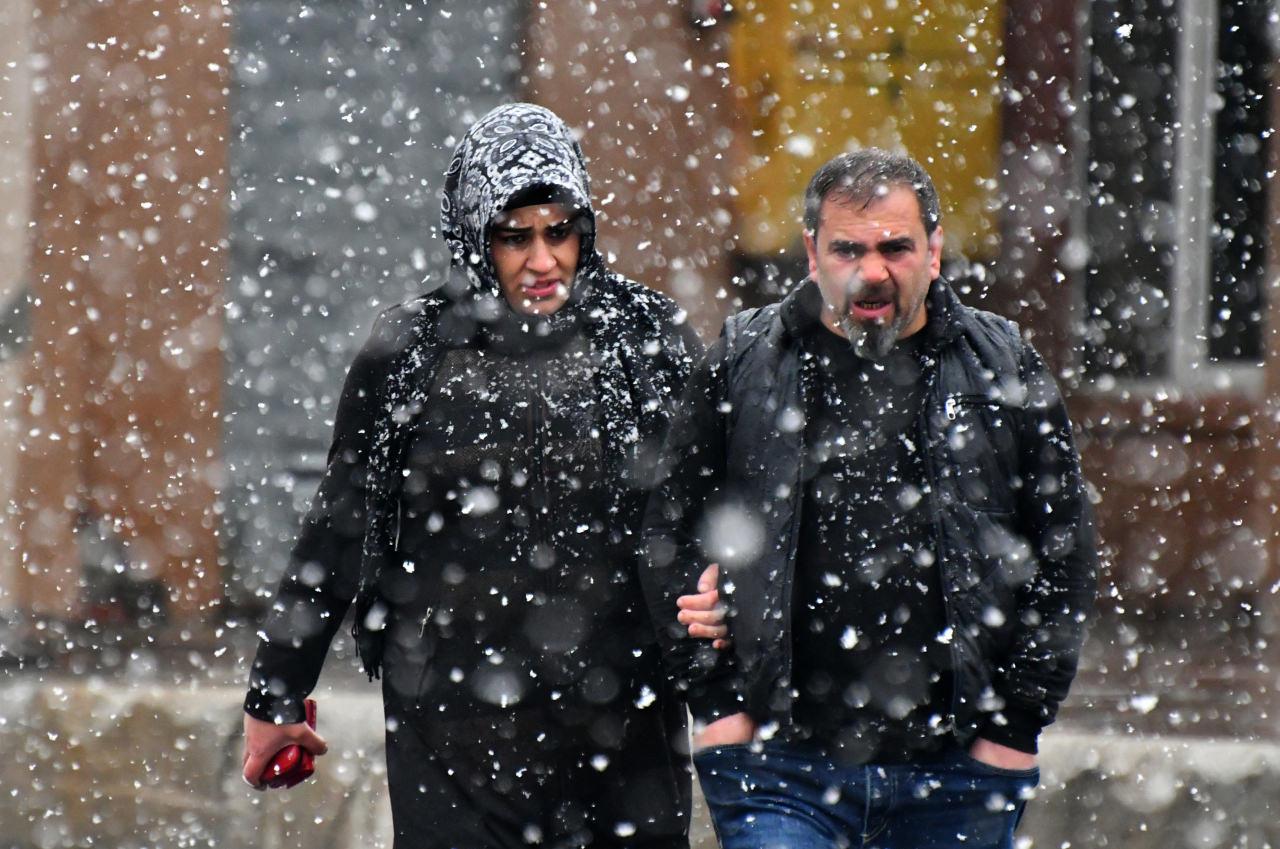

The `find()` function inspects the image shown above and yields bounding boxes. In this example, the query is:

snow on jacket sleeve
[243,311,396,724]
[981,342,1098,753]
[640,334,745,726]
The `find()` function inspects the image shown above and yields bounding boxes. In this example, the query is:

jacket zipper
[945,393,994,421]
[534,367,549,551]
[775,347,815,724]
[919,360,963,739]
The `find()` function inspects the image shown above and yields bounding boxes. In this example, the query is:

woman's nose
[527,238,557,273]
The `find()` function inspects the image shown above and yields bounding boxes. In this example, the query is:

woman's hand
[241,712,328,790]
[678,563,730,649]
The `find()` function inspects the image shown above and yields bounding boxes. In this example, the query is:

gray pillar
[224,0,524,603]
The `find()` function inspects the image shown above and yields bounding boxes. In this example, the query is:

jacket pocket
[940,394,1019,513]
[409,603,445,705]
[945,505,1033,595]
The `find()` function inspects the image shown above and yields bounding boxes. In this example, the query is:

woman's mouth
[522,278,562,299]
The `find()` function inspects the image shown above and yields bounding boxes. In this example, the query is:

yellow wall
[729,0,1004,258]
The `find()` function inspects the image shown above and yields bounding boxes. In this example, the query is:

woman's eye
[501,234,528,247]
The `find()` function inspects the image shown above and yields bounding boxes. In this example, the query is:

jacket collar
[922,275,964,349]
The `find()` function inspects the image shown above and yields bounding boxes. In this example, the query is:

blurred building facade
[7,0,228,630]
[0,0,34,634]
[221,0,526,605]
[0,0,1276,639]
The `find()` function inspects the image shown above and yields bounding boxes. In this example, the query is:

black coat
[245,276,702,721]
[642,278,1097,750]
[245,102,703,848]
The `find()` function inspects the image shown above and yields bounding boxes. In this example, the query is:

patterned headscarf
[440,102,602,296]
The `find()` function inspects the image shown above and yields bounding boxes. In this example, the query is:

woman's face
[489,202,581,316]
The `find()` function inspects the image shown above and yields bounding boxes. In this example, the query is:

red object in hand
[260,699,317,790]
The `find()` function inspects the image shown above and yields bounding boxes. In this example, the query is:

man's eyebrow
[827,238,865,251]
[825,234,915,253]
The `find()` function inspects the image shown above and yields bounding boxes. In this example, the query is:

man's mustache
[841,278,897,305]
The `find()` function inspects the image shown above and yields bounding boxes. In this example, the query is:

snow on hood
[440,102,602,298]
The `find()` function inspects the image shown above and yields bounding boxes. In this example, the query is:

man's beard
[835,283,916,360]
[839,310,901,360]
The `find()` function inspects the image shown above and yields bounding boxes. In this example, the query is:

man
[242,103,705,849]
[642,149,1097,848]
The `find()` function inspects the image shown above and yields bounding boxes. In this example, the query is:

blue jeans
[694,740,1039,849]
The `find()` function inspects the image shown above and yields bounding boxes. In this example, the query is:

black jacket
[642,278,1097,751]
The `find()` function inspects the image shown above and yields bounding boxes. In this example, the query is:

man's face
[490,202,581,316]
[803,185,943,359]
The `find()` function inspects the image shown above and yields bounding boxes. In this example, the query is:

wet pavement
[5,603,1280,848]
[1061,604,1278,741]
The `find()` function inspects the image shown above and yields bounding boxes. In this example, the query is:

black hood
[440,102,603,299]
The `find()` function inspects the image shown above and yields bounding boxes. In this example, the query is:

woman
[241,103,704,849]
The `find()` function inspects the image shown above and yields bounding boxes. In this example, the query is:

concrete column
[0,0,33,621]
[13,0,91,624]
[17,0,229,622]
[995,0,1081,369]
[222,0,523,603]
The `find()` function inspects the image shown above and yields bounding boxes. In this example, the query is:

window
[1081,0,1271,390]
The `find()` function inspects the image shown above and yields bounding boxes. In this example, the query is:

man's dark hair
[803,149,941,237]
